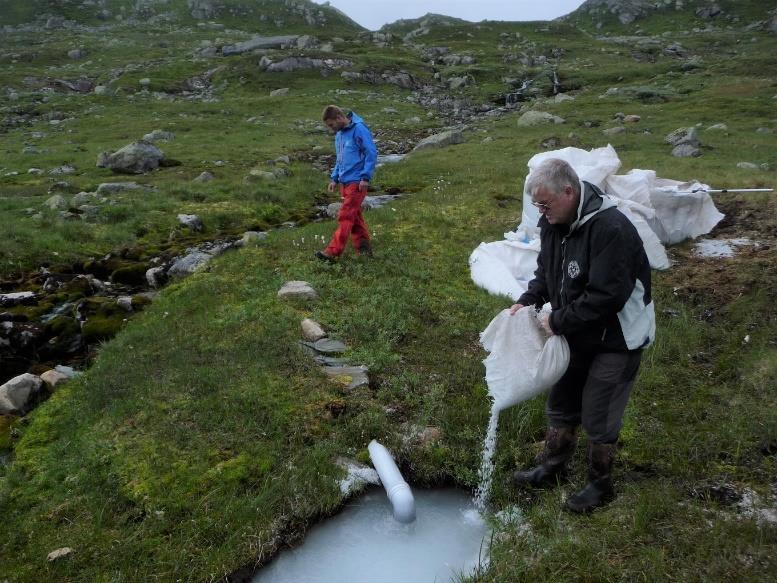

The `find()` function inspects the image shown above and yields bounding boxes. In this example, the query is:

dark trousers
[546,349,643,444]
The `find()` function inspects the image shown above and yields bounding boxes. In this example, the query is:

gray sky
[314,0,587,30]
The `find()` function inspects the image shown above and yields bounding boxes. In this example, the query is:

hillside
[1,0,776,581]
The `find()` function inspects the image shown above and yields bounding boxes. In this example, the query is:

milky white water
[252,488,489,583]
[473,408,500,511]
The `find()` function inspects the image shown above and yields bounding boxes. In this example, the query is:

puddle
[694,238,752,258]
[376,154,406,167]
[252,488,490,583]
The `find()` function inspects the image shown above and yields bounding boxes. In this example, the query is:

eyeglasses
[531,199,553,212]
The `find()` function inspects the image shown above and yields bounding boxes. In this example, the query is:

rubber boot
[358,240,373,257]
[513,426,577,489]
[565,442,615,513]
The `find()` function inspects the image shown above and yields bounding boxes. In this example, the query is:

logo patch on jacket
[567,260,581,279]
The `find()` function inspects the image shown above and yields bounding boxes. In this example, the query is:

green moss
[0,416,15,451]
[110,263,149,286]
[81,313,124,342]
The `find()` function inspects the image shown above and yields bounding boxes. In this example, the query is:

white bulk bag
[480,307,570,411]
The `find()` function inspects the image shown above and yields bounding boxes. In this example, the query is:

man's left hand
[540,313,555,336]
[358,179,369,193]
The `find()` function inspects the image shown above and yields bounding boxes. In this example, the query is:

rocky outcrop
[413,129,465,152]
[0,373,43,415]
[222,36,299,56]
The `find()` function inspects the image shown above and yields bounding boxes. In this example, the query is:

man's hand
[509,303,525,315]
[358,179,369,193]
[540,313,555,336]
[327,181,337,193]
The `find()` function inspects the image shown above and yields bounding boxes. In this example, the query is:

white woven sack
[480,307,570,411]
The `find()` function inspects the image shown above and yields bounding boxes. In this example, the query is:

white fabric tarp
[469,144,724,300]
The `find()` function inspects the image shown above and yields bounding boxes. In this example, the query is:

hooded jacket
[517,181,656,352]
[330,111,377,185]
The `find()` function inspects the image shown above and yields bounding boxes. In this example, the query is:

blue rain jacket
[330,112,377,184]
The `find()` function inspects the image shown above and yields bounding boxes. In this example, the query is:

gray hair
[525,158,581,198]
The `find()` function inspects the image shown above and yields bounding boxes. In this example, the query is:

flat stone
[412,129,465,152]
[270,87,289,97]
[517,111,565,126]
[322,365,369,391]
[314,355,350,367]
[737,162,759,170]
[117,296,133,311]
[301,318,326,342]
[278,281,319,301]
[0,292,37,306]
[193,171,214,182]
[167,252,212,278]
[665,127,700,146]
[603,126,626,135]
[672,144,701,157]
[304,338,347,354]
[96,182,144,194]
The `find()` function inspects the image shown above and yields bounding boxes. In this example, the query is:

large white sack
[519,145,622,235]
[480,308,570,411]
[469,239,540,301]
[614,200,671,270]
[648,180,724,245]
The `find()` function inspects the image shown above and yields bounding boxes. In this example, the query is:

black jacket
[518,181,655,352]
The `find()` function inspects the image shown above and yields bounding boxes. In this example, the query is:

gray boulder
[0,292,36,306]
[301,318,327,342]
[43,195,68,210]
[97,141,165,174]
[0,373,43,415]
[665,127,700,147]
[177,214,203,231]
[146,266,167,288]
[672,144,701,158]
[240,231,268,245]
[413,129,465,152]
[167,251,213,278]
[142,129,175,142]
[278,281,319,301]
[517,111,565,126]
[265,57,352,73]
[96,182,144,194]
[193,171,214,182]
[270,87,290,97]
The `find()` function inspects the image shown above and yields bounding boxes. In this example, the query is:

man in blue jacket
[316,105,377,261]
[510,158,656,513]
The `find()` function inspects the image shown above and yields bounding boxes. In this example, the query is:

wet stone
[278,281,319,301]
[305,338,348,354]
[0,292,37,307]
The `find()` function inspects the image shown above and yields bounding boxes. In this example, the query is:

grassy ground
[1,3,776,581]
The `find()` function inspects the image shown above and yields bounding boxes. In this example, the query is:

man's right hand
[327,181,337,193]
[509,303,524,315]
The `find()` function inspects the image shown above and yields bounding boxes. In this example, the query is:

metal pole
[671,188,774,195]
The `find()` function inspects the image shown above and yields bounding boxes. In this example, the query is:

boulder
[301,318,326,342]
[278,281,319,301]
[672,144,701,158]
[67,48,86,59]
[96,182,145,195]
[193,171,214,182]
[665,127,700,146]
[142,129,175,142]
[43,195,68,210]
[603,126,626,135]
[177,214,203,231]
[167,252,212,278]
[146,266,167,288]
[736,162,759,170]
[0,373,43,415]
[46,547,74,562]
[517,111,565,126]
[413,129,465,152]
[97,141,165,174]
[240,231,268,245]
[270,87,289,97]
[0,292,36,307]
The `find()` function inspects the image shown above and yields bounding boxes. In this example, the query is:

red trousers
[325,183,370,256]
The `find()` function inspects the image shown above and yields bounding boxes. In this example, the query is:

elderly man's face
[324,114,349,133]
[532,185,578,225]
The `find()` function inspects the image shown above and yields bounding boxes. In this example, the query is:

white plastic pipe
[368,440,416,524]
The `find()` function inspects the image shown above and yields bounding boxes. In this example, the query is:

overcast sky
[313,0,587,30]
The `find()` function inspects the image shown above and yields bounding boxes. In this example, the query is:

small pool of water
[252,488,490,583]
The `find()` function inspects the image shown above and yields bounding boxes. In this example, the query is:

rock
[54,365,79,378]
[447,76,472,90]
[27,168,43,175]
[696,4,722,19]
[301,318,326,342]
[278,281,319,301]
[191,171,212,183]
[46,547,74,562]
[326,202,342,218]
[222,35,299,56]
[412,129,465,152]
[240,231,268,245]
[736,162,759,170]
[553,93,575,103]
[167,252,212,278]
[96,182,144,195]
[71,192,99,206]
[665,127,700,146]
[336,457,381,495]
[624,114,641,122]
[270,87,289,97]
[142,129,175,142]
[146,266,167,288]
[517,111,565,126]
[296,35,318,49]
[322,365,369,391]
[0,373,43,415]
[672,144,701,157]
[603,126,626,135]
[177,214,203,231]
[40,369,69,390]
[67,48,86,59]
[755,127,772,134]
[117,296,134,312]
[97,141,165,174]
[265,57,351,73]
[0,292,36,307]
[49,165,76,175]
[139,78,151,87]
[43,195,68,210]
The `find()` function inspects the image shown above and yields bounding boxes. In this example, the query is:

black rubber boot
[565,442,615,513]
[315,250,335,263]
[359,241,373,257]
[513,426,577,489]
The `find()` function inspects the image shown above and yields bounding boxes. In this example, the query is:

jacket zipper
[560,237,568,306]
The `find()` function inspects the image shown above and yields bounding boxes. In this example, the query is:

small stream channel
[252,488,490,583]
